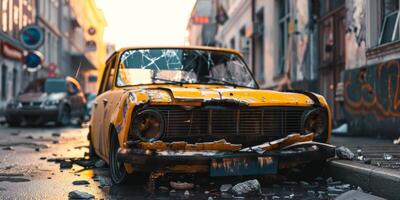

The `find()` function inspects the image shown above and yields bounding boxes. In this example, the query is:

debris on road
[158,186,169,192]
[184,190,190,196]
[231,179,261,196]
[394,137,400,145]
[336,146,354,160]
[10,131,20,136]
[98,176,112,188]
[356,147,365,161]
[25,135,34,139]
[335,190,385,200]
[60,160,73,169]
[383,153,393,161]
[2,146,14,151]
[52,132,61,137]
[0,173,30,182]
[332,123,348,135]
[170,181,194,190]
[219,184,232,192]
[68,190,94,199]
[72,180,90,185]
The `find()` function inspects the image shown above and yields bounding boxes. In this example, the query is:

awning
[70,53,96,72]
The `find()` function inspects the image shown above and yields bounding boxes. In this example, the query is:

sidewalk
[327,136,400,200]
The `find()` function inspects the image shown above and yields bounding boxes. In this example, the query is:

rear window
[44,78,67,93]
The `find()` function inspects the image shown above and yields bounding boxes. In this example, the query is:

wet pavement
[0,125,372,199]
[332,136,400,169]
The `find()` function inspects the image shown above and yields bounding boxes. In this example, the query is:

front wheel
[7,119,21,127]
[109,129,129,184]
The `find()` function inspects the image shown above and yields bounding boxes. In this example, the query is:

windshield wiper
[203,76,240,88]
[151,77,188,86]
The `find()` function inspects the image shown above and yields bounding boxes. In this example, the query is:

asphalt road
[0,125,366,200]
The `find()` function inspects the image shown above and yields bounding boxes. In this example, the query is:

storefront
[0,41,25,115]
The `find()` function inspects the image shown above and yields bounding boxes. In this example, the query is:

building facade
[0,0,36,114]
[0,0,107,116]
[188,0,400,138]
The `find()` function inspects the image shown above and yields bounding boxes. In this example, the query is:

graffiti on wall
[345,0,366,70]
[344,60,400,119]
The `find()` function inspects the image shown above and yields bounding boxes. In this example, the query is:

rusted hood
[148,86,319,107]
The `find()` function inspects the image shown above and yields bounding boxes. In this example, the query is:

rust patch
[138,139,242,151]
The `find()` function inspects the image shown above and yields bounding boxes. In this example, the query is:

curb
[326,160,400,200]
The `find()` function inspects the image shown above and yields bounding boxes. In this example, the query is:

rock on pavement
[231,179,261,196]
[68,190,94,199]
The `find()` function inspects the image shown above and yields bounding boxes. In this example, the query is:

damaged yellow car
[89,47,335,184]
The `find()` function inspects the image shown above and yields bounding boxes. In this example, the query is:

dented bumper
[117,141,335,176]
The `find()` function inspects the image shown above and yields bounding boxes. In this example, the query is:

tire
[7,120,20,127]
[87,129,98,159]
[109,129,129,184]
[57,106,71,126]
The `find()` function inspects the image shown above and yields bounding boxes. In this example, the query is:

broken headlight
[133,109,164,142]
[302,108,328,137]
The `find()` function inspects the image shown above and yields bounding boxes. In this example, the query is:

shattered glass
[117,48,257,88]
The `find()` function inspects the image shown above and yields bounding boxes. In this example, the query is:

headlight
[133,109,164,142]
[7,100,19,108]
[44,99,60,106]
[302,108,328,137]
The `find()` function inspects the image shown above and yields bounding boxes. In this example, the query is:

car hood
[17,92,66,102]
[138,86,322,107]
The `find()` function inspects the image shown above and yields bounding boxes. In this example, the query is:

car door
[91,53,117,158]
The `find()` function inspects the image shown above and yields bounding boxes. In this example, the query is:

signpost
[24,51,43,72]
[19,25,44,50]
[19,25,45,73]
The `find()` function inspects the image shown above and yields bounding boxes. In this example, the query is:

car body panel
[90,46,333,175]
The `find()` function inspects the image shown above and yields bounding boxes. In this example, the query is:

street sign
[48,63,57,77]
[19,25,45,50]
[24,51,43,72]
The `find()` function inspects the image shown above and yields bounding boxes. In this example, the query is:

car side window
[99,54,117,94]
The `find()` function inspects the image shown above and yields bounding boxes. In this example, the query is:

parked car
[5,77,87,126]
[89,47,335,184]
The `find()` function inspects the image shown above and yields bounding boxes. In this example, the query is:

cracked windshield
[118,49,257,88]
[0,0,398,199]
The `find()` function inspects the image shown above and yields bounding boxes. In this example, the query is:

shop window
[276,0,290,77]
[1,65,7,100]
[12,68,17,96]
[379,0,400,45]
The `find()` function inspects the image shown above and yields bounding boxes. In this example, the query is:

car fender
[108,90,150,173]
[110,90,150,150]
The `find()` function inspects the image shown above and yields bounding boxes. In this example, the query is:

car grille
[156,107,308,137]
[21,102,42,108]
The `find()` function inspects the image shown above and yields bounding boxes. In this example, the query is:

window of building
[12,68,17,97]
[1,65,7,100]
[255,9,265,82]
[379,0,400,45]
[277,0,290,76]
[239,26,250,63]
[230,37,235,49]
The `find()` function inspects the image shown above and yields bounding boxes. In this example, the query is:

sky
[95,0,196,49]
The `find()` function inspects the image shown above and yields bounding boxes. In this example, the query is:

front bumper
[5,108,59,123]
[117,141,335,176]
